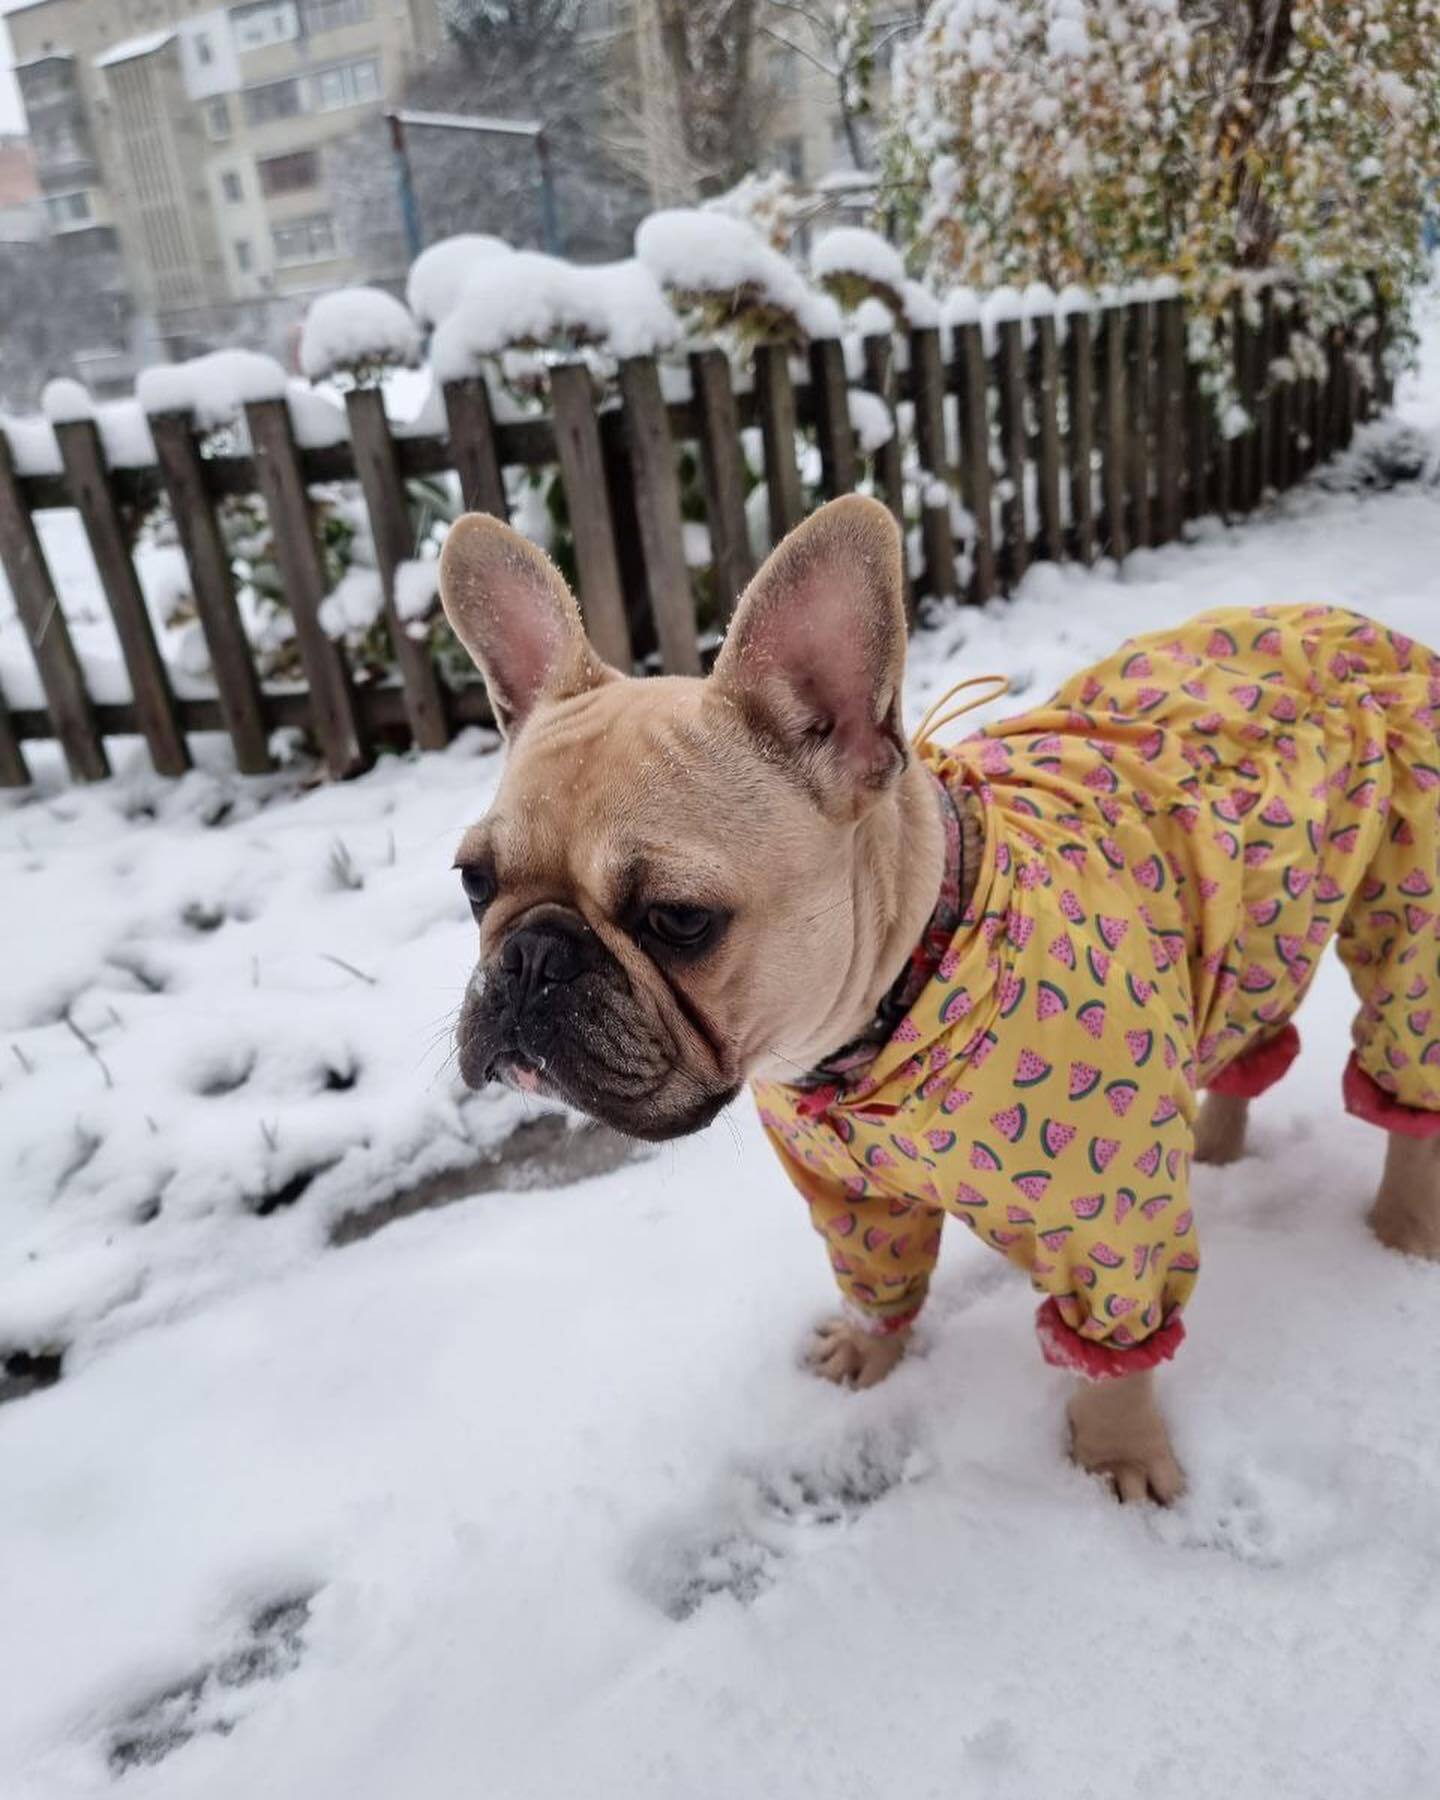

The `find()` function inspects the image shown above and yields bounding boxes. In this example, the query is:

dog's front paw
[805,1317,909,1390]
[1068,1370,1187,1505]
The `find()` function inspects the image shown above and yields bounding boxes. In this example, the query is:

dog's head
[440,495,915,1141]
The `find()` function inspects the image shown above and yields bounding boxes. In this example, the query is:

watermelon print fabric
[753,605,1440,1379]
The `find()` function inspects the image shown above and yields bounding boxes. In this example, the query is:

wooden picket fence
[0,292,1387,786]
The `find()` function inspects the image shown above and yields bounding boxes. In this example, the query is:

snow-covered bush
[636,208,843,346]
[299,288,423,388]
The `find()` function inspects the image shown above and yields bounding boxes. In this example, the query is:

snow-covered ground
[3,291,1440,1798]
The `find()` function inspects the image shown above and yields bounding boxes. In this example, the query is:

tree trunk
[654,0,758,195]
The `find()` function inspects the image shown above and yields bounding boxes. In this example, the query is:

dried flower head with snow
[299,288,423,388]
[635,208,842,347]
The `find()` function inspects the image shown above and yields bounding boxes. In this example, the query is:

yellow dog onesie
[755,605,1440,1377]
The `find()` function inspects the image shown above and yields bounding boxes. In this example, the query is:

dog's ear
[711,495,909,806]
[439,514,612,736]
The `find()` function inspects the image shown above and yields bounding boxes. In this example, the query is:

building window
[310,56,380,111]
[44,189,94,228]
[258,148,320,195]
[271,211,337,265]
[244,77,305,125]
[301,0,373,29]
[235,238,253,272]
[221,169,244,202]
[205,97,232,139]
[231,0,300,52]
[195,31,214,65]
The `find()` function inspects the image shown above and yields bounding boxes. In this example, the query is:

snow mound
[847,388,894,452]
[300,288,422,383]
[636,208,842,342]
[812,227,907,302]
[41,377,94,424]
[137,351,289,433]
[394,557,440,623]
[37,383,156,468]
[405,233,513,331]
[430,253,679,379]
[0,411,61,476]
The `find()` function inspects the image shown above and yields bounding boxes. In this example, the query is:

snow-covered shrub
[636,208,842,346]
[405,233,512,331]
[299,288,423,388]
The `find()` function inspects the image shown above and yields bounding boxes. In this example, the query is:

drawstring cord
[911,673,1011,750]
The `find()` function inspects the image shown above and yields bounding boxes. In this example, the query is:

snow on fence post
[908,324,957,604]
[752,343,803,542]
[616,355,702,678]
[1100,305,1129,559]
[548,361,633,672]
[1032,314,1064,565]
[344,387,450,752]
[440,377,508,520]
[243,398,369,779]
[860,332,913,621]
[807,337,858,501]
[995,317,1030,589]
[51,417,190,777]
[1063,311,1097,566]
[687,347,755,619]
[148,410,273,775]
[1155,297,1186,545]
[952,320,996,602]
[0,433,109,781]
[1126,301,1154,550]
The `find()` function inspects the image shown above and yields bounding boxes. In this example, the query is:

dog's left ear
[711,495,909,805]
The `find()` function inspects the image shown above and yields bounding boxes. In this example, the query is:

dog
[440,494,1440,1503]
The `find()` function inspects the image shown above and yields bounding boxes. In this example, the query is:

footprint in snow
[1149,1454,1338,1567]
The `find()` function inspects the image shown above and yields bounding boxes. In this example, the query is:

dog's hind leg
[1370,1134,1440,1262]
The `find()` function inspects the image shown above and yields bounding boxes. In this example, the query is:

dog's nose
[500,919,596,1007]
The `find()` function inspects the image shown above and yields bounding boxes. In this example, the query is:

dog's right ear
[439,514,612,737]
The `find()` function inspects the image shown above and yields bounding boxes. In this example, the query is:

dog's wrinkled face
[440,497,914,1141]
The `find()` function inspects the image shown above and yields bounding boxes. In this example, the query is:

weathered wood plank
[1064,311,1097,564]
[1125,301,1153,549]
[1100,305,1128,559]
[618,356,701,677]
[753,343,803,544]
[953,321,996,602]
[1032,316,1064,563]
[244,398,368,778]
[0,688,28,785]
[54,418,189,776]
[0,433,108,780]
[861,333,915,616]
[598,415,656,663]
[441,377,508,518]
[149,410,272,774]
[1154,296,1185,544]
[688,347,755,620]
[549,360,632,671]
[1271,304,1294,492]
[345,389,449,752]
[809,336,858,499]
[995,319,1029,588]
[1183,348,1211,522]
[909,326,957,602]
[1255,290,1276,498]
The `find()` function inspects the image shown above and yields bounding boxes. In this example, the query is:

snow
[1,288,1440,1800]
[298,289,422,384]
[635,208,843,342]
[430,254,680,379]
[316,566,384,641]
[40,377,94,424]
[35,383,156,468]
[811,226,908,296]
[404,234,513,331]
[393,557,439,623]
[136,352,288,433]
[285,382,350,450]
[847,386,894,452]
[1,412,62,477]
[93,27,175,69]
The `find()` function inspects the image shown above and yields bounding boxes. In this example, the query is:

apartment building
[8,0,442,346]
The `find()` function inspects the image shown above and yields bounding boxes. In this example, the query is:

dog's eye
[458,864,496,912]
[644,904,716,951]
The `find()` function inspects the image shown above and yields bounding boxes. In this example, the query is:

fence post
[617,355,702,676]
[1255,290,1276,498]
[1126,301,1153,549]
[549,360,633,671]
[244,397,369,779]
[54,418,189,775]
[0,433,108,780]
[909,325,957,603]
[1064,311,1097,564]
[1271,302,1293,492]
[995,318,1029,588]
[149,410,273,775]
[753,343,803,544]
[861,333,914,618]
[808,336,858,500]
[688,347,755,620]
[1032,315,1064,564]
[441,377,508,518]
[953,321,995,602]
[1154,297,1185,544]
[345,388,450,752]
[1100,305,1128,559]
[0,692,25,786]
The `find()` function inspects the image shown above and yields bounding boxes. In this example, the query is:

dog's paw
[742,1422,929,1531]
[804,1316,908,1389]
[1151,1455,1338,1565]
[634,1526,779,1622]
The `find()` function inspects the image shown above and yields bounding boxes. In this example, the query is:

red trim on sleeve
[847,1303,921,1338]
[1206,1022,1301,1098]
[1342,1054,1440,1139]
[1035,1298,1186,1382]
